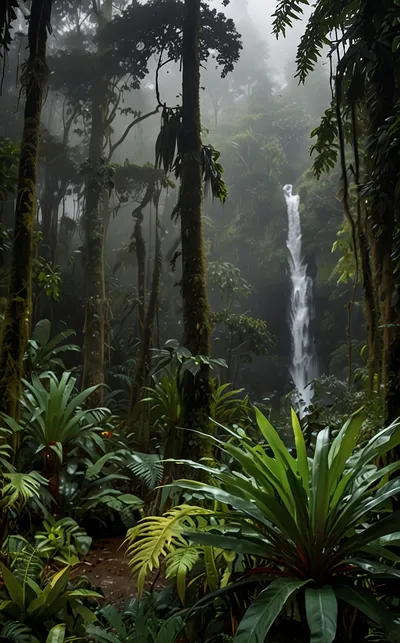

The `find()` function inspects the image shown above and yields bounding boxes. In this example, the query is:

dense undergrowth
[0,320,398,642]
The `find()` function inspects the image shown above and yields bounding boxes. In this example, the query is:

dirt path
[75,537,164,608]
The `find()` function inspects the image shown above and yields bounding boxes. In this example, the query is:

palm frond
[0,622,39,643]
[1,471,47,511]
[125,451,163,490]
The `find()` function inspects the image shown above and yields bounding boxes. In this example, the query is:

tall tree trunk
[81,0,112,404]
[0,0,52,418]
[364,0,398,422]
[179,0,211,460]
[130,210,162,448]
[82,72,107,404]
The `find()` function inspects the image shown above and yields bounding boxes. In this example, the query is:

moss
[0,0,51,418]
[178,0,212,462]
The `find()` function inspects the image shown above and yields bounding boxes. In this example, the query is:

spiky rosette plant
[164,409,400,642]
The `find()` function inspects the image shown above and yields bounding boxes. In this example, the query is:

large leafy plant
[0,559,101,640]
[139,410,400,641]
[12,372,110,467]
[58,448,144,526]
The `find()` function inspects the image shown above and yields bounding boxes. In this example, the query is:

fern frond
[0,622,39,643]
[126,452,163,490]
[272,0,310,38]
[165,545,201,604]
[125,505,212,598]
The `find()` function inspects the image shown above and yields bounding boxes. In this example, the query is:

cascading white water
[283,184,317,410]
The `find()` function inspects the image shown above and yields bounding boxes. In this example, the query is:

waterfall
[283,184,317,410]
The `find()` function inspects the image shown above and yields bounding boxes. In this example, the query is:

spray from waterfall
[283,184,317,411]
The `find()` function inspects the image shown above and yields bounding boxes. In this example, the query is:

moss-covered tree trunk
[82,73,108,405]
[179,0,211,460]
[0,0,52,418]
[363,0,399,423]
[82,0,112,405]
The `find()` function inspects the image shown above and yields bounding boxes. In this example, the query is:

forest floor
[73,537,165,608]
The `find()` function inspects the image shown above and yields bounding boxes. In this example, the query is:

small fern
[165,545,200,604]
[125,505,212,597]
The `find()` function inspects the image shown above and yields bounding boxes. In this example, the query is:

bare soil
[73,537,165,608]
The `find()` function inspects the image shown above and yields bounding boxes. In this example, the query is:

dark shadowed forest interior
[0,0,400,641]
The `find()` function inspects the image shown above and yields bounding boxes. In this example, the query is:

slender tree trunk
[134,212,146,341]
[82,0,113,404]
[0,0,52,418]
[82,72,108,404]
[179,0,211,460]
[130,212,162,448]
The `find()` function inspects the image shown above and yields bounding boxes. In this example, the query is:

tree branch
[107,106,160,161]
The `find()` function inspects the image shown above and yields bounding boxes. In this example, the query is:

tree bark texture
[0,0,52,418]
[82,72,108,405]
[179,0,211,460]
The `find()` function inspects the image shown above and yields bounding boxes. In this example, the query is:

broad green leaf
[45,624,66,643]
[0,564,24,610]
[291,408,309,493]
[233,578,309,642]
[329,408,364,491]
[346,558,400,579]
[311,428,330,546]
[254,407,296,472]
[85,625,121,642]
[336,585,398,630]
[305,586,337,643]
[185,530,274,558]
[155,614,184,643]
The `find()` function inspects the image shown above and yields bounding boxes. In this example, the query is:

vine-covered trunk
[82,72,108,405]
[0,0,52,418]
[179,0,211,461]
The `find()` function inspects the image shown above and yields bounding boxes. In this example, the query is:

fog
[0,0,358,418]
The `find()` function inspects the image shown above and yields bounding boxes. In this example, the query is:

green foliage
[122,450,164,491]
[150,339,227,380]
[0,562,101,639]
[34,517,92,566]
[310,106,338,179]
[208,262,254,307]
[155,108,228,209]
[0,431,48,544]
[125,505,214,600]
[0,138,18,200]
[165,409,400,641]
[58,446,144,526]
[33,259,62,301]
[272,0,310,38]
[25,320,79,376]
[13,372,109,464]
[87,592,184,642]
[210,310,274,362]
[143,373,250,436]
